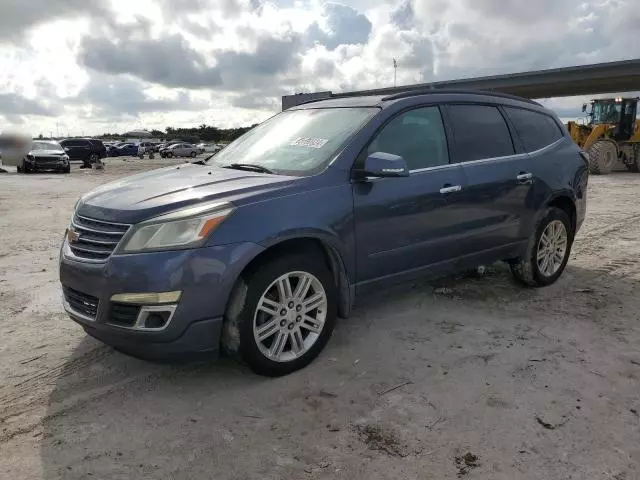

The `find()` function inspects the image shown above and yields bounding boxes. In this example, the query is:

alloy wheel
[536,220,568,276]
[253,271,327,363]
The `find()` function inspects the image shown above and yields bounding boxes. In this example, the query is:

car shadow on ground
[37,261,640,479]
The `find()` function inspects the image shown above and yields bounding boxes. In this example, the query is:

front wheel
[229,253,337,377]
[510,207,573,287]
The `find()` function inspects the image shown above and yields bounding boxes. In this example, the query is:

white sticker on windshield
[289,137,328,149]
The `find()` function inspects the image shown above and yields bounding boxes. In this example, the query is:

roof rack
[381,88,542,106]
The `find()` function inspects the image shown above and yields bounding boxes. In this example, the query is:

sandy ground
[1,158,640,479]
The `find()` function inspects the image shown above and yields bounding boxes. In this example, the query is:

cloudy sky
[0,0,639,136]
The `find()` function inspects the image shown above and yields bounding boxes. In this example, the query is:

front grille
[109,303,140,327]
[69,214,130,261]
[35,155,63,164]
[63,286,99,319]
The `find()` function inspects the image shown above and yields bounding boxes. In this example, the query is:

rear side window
[447,104,515,162]
[504,107,563,152]
[62,140,85,147]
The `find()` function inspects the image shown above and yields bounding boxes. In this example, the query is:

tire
[166,152,173,158]
[587,140,616,175]
[510,207,573,287]
[63,165,71,174]
[190,151,197,158]
[228,253,338,377]
[22,160,31,174]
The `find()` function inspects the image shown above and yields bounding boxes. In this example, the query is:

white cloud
[0,0,638,135]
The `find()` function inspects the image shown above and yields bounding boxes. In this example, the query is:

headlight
[120,201,234,253]
[62,155,70,162]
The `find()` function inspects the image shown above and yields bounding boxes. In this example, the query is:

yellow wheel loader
[567,97,640,174]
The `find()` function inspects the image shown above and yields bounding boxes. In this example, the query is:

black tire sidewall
[237,254,337,377]
[190,151,196,158]
[530,208,573,286]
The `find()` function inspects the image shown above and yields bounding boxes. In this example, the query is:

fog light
[144,312,170,329]
[110,291,181,305]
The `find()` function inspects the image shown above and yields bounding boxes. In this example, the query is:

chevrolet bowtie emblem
[67,228,80,243]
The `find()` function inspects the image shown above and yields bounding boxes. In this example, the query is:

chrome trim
[407,138,565,174]
[516,173,533,181]
[440,185,462,194]
[108,304,178,332]
[62,241,108,264]
[63,297,97,323]
[71,220,128,236]
[75,236,119,246]
[76,214,130,227]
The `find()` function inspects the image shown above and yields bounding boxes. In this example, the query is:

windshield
[33,141,62,150]
[208,107,377,175]
[591,102,622,124]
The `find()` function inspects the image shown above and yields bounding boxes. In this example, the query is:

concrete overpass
[282,59,640,110]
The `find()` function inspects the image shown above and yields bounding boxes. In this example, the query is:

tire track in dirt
[0,346,113,420]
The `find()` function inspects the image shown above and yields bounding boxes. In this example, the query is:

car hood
[30,149,65,155]
[77,163,301,224]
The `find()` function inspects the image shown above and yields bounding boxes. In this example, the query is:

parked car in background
[109,143,139,157]
[59,90,588,376]
[59,138,107,168]
[197,143,222,154]
[18,140,70,173]
[159,143,198,158]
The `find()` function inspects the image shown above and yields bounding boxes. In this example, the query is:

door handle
[516,172,533,182]
[439,185,462,194]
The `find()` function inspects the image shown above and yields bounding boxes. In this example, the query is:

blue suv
[59,90,588,376]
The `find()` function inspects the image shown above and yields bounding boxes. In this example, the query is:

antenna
[393,58,397,87]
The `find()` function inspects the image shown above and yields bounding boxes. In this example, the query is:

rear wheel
[510,207,573,287]
[587,140,616,175]
[190,151,197,158]
[228,253,337,377]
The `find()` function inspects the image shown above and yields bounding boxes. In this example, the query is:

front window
[208,107,378,175]
[33,141,62,150]
[591,102,622,124]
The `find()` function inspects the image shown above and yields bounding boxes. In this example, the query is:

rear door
[443,103,534,255]
[352,105,468,284]
[502,106,570,224]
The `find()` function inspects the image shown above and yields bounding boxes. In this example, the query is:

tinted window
[504,107,563,152]
[447,105,514,162]
[61,140,86,147]
[367,106,449,170]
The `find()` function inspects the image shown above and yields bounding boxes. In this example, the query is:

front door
[352,106,468,285]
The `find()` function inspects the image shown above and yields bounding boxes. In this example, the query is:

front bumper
[28,158,69,170]
[59,240,264,357]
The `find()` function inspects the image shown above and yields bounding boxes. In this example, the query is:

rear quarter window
[503,107,563,152]
[446,104,515,162]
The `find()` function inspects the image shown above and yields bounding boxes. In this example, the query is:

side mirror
[582,103,587,113]
[358,152,410,178]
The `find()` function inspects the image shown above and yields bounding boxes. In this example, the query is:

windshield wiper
[221,163,274,174]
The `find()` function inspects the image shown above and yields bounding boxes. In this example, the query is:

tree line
[97,123,260,144]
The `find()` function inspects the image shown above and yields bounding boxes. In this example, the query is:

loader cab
[587,97,638,141]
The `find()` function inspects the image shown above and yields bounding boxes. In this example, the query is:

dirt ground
[1,158,640,479]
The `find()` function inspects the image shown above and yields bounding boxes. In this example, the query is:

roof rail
[381,88,542,106]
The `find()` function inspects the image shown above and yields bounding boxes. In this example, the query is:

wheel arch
[228,234,353,319]
[547,194,577,236]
